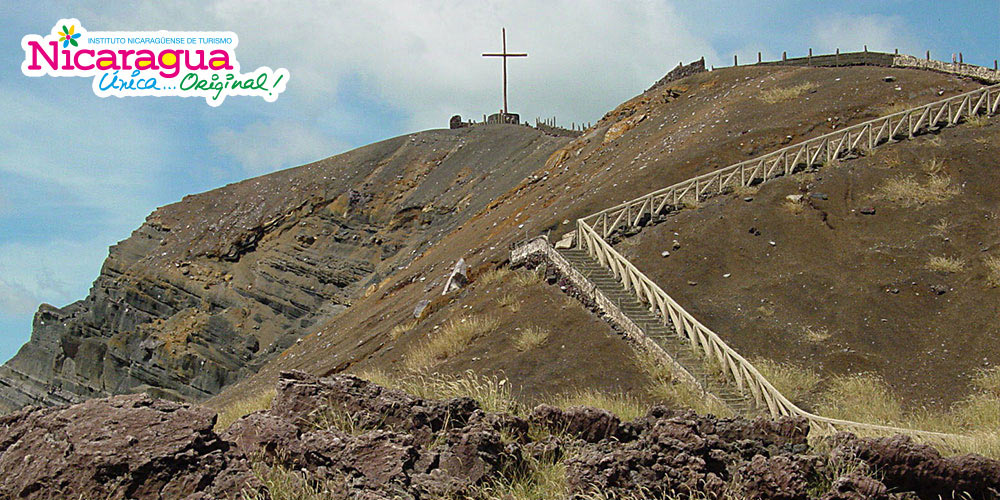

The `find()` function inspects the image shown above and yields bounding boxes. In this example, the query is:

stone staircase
[559,247,755,416]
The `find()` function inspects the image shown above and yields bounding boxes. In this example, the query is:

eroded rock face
[0,394,260,500]
[0,125,571,414]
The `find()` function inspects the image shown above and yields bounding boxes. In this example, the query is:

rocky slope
[1,371,997,499]
[207,64,984,412]
[0,125,571,412]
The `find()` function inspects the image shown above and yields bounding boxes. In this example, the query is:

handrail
[582,83,1000,238]
[561,77,1000,451]
[576,220,970,449]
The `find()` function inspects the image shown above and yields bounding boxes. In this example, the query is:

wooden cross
[482,28,527,115]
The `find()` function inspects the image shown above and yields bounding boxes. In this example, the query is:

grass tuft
[214,389,276,432]
[497,292,521,312]
[477,266,512,287]
[512,268,545,287]
[388,319,418,340]
[873,174,960,206]
[513,326,550,351]
[405,315,500,371]
[759,82,818,104]
[926,255,966,274]
[966,114,990,127]
[355,368,519,415]
[983,255,1000,288]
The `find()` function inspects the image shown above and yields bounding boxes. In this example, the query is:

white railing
[565,78,1000,450]
[582,83,1000,239]
[577,220,971,449]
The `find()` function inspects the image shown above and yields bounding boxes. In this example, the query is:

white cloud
[0,238,108,314]
[811,14,919,56]
[210,120,345,175]
[0,89,168,227]
[100,0,718,130]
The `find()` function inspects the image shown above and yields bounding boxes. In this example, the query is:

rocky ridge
[0,371,997,499]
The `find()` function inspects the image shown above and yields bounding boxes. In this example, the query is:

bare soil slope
[618,121,1000,408]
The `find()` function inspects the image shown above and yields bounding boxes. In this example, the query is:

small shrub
[983,255,1000,287]
[759,82,818,104]
[405,315,500,371]
[214,389,276,432]
[513,326,549,351]
[926,255,966,274]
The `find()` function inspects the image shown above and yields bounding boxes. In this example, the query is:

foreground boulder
[0,393,260,499]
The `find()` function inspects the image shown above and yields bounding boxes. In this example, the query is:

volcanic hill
[1,58,994,430]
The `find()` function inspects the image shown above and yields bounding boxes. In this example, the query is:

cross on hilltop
[482,28,527,120]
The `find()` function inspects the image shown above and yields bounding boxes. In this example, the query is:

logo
[21,19,289,106]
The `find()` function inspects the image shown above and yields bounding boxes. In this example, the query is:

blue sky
[1,1,997,363]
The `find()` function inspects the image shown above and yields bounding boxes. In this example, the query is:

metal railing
[562,79,1000,450]
[582,83,1000,239]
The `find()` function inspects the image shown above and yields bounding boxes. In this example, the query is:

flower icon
[58,25,81,48]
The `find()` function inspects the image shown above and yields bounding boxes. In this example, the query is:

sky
[1,1,998,363]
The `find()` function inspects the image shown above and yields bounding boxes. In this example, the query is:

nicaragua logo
[21,19,289,106]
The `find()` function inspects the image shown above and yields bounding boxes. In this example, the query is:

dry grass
[477,266,512,287]
[931,218,952,237]
[388,319,418,340]
[496,292,521,312]
[966,114,991,127]
[873,174,960,206]
[479,453,569,500]
[926,255,966,274]
[751,357,821,406]
[555,389,648,422]
[880,102,911,115]
[802,325,831,343]
[214,388,276,432]
[983,255,1000,287]
[782,199,805,215]
[921,157,946,175]
[817,373,905,426]
[759,82,817,104]
[404,315,500,371]
[354,368,519,415]
[513,326,549,351]
[633,349,735,418]
[512,268,545,287]
[881,151,904,169]
[732,184,758,197]
[241,460,344,500]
